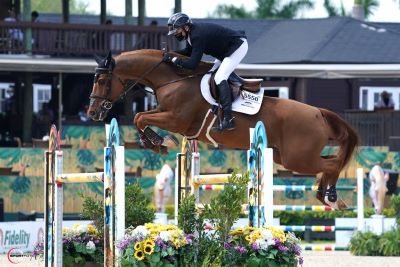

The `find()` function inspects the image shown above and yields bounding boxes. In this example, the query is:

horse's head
[88,50,170,121]
[88,51,117,121]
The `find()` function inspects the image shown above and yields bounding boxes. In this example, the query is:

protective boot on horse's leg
[317,156,348,210]
[213,80,235,131]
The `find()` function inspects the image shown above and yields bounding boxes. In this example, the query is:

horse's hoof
[336,199,348,210]
[324,197,348,210]
[162,135,179,147]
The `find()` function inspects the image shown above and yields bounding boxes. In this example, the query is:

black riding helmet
[167,12,192,36]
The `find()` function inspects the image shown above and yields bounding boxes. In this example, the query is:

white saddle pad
[200,73,264,115]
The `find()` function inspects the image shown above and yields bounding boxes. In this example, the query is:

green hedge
[350,229,400,256]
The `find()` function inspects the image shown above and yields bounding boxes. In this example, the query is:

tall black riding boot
[213,80,235,131]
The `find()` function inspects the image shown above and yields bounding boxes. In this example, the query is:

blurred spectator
[0,132,19,147]
[368,163,389,214]
[78,104,90,122]
[374,91,394,110]
[33,102,55,138]
[31,10,39,22]
[4,8,23,44]
[154,163,174,213]
[31,11,40,50]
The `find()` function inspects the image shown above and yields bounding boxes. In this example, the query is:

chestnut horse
[87,50,359,210]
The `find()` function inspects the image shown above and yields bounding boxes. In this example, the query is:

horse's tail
[319,108,359,170]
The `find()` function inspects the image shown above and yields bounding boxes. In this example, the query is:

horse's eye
[98,79,106,86]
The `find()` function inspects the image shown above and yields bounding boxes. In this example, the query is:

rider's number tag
[237,90,263,113]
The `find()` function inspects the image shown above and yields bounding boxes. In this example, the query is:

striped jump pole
[184,121,273,228]
[272,185,356,191]
[199,184,226,191]
[277,225,356,232]
[301,245,348,251]
[44,118,125,267]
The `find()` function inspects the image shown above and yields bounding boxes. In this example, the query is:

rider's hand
[162,52,174,63]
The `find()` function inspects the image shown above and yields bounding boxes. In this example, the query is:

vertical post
[62,0,69,23]
[58,73,63,131]
[174,0,182,13]
[54,151,63,266]
[22,0,32,54]
[114,145,125,265]
[44,151,52,267]
[100,0,107,24]
[22,73,33,143]
[264,148,274,226]
[104,146,113,266]
[191,152,200,205]
[124,0,133,50]
[138,0,145,25]
[175,153,183,225]
[248,128,255,227]
[357,168,364,232]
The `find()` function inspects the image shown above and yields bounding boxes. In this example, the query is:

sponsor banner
[0,220,92,253]
[0,221,43,254]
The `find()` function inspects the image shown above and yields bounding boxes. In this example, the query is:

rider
[163,12,248,131]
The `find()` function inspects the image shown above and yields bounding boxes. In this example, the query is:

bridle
[89,58,163,118]
[89,56,207,118]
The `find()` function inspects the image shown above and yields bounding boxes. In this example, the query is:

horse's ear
[94,54,103,65]
[105,51,114,69]
[106,50,112,61]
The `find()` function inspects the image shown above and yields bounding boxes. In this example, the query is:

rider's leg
[210,59,221,72]
[213,38,248,131]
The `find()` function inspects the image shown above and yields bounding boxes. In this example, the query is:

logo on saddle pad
[200,73,264,115]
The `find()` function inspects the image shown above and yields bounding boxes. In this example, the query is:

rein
[91,58,208,114]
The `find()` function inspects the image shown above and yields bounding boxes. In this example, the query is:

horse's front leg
[136,110,181,133]
[136,111,181,154]
[134,109,160,148]
[134,109,160,128]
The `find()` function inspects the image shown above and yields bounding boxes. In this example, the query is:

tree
[31,0,93,14]
[212,0,314,19]
[323,0,379,19]
[357,0,379,19]
[323,0,347,17]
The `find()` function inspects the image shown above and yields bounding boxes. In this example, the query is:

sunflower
[144,239,155,247]
[134,241,143,251]
[134,250,145,261]
[245,235,252,242]
[144,244,154,255]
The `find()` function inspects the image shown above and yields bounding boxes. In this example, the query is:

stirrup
[212,117,235,132]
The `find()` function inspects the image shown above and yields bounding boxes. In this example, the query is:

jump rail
[44,118,125,267]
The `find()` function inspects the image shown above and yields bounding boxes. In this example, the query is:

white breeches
[213,38,248,85]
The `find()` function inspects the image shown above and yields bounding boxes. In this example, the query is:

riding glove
[162,53,174,63]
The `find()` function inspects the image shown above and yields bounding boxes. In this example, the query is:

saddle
[209,72,263,100]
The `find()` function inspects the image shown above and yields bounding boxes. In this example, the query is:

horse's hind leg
[317,156,347,210]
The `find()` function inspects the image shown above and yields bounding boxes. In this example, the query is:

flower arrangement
[228,225,303,267]
[62,224,103,266]
[117,223,191,266]
[32,223,103,267]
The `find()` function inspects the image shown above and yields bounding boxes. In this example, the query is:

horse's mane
[121,49,162,58]
[119,49,212,72]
